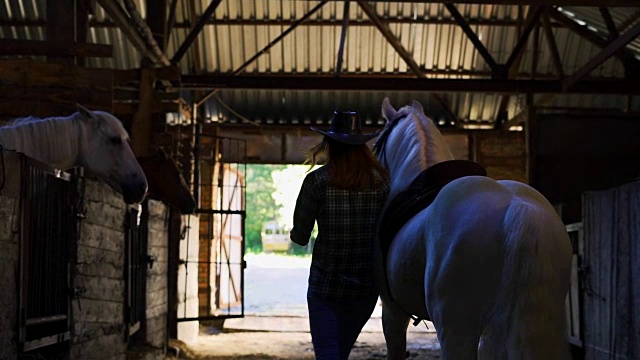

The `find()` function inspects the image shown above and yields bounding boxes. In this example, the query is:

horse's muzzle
[122,180,148,204]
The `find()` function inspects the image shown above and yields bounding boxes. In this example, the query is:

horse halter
[373,113,407,165]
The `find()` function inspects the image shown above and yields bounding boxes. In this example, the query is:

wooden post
[46,0,77,65]
[131,68,155,157]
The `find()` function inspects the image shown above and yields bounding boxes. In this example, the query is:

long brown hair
[305,137,388,190]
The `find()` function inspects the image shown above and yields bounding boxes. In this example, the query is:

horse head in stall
[0,104,148,204]
[137,148,196,214]
[373,97,573,360]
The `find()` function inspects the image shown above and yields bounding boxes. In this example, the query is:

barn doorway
[241,164,311,321]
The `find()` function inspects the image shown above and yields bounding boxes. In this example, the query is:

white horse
[0,104,148,204]
[373,98,573,360]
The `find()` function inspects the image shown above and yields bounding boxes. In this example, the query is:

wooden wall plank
[0,39,112,58]
[0,59,112,119]
[583,181,640,359]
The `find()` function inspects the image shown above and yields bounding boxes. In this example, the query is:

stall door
[177,135,246,322]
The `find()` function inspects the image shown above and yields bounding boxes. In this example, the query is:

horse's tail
[483,201,571,359]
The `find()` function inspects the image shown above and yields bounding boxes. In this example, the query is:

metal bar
[444,3,497,72]
[563,19,640,91]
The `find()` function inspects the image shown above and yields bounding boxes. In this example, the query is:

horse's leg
[427,251,497,360]
[432,312,481,360]
[381,300,410,360]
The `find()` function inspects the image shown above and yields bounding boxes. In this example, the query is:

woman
[290,110,389,360]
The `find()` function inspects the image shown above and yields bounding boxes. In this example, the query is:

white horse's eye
[111,137,123,145]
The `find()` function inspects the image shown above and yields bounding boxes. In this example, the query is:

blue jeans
[307,292,379,360]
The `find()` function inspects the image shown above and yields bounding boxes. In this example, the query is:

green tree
[245,164,287,252]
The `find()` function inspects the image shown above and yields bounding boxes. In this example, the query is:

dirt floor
[167,254,442,359]
[168,325,441,360]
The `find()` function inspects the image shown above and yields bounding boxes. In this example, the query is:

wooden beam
[131,68,155,156]
[0,39,112,57]
[146,0,168,52]
[113,66,181,85]
[0,15,573,30]
[123,0,170,66]
[171,0,223,64]
[46,0,77,64]
[600,7,620,40]
[195,0,330,106]
[0,59,112,90]
[542,11,564,78]
[358,0,459,126]
[178,74,640,94]
[96,0,164,65]
[114,101,181,115]
[563,19,640,91]
[166,0,179,50]
[0,59,112,118]
[336,0,351,76]
[445,3,498,73]
[502,6,544,77]
[114,88,181,102]
[374,0,640,5]
[548,7,639,67]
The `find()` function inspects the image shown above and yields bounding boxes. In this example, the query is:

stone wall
[70,179,129,359]
[146,200,169,350]
[0,150,171,359]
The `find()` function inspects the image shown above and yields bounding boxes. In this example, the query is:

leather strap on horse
[377,160,487,325]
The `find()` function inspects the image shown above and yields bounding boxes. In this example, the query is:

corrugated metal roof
[1,0,638,126]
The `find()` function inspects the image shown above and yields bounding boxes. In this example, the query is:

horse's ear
[411,100,424,114]
[76,103,97,121]
[382,97,396,121]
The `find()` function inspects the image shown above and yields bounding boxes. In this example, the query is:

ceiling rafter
[195,0,331,107]
[542,10,565,78]
[379,0,640,5]
[335,0,351,76]
[547,7,640,74]
[502,6,544,77]
[563,19,640,90]
[171,0,223,64]
[357,0,459,125]
[96,0,163,65]
[179,74,640,94]
[444,3,498,74]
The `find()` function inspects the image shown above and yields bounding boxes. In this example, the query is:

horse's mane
[376,105,431,167]
[0,113,82,169]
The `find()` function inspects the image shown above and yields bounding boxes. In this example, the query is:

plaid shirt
[291,166,389,301]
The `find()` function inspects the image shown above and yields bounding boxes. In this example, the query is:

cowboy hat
[311,110,380,145]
